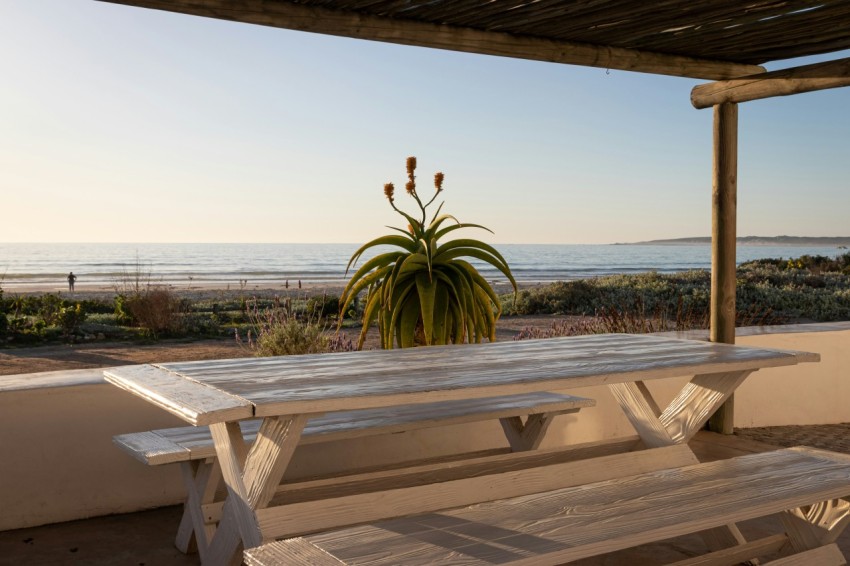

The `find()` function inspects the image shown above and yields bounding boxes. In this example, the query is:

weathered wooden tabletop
[104,333,818,426]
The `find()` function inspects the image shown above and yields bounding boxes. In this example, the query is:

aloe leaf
[398,293,420,348]
[425,213,458,238]
[415,272,436,345]
[339,265,393,318]
[341,251,405,300]
[474,286,497,341]
[453,259,502,314]
[357,289,383,350]
[432,284,450,345]
[433,222,494,242]
[347,235,416,273]
[435,238,512,273]
[439,248,517,294]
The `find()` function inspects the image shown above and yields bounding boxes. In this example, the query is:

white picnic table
[104,333,819,566]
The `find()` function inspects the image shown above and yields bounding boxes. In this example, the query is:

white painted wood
[762,543,846,565]
[671,534,789,566]
[243,415,308,512]
[106,335,817,419]
[609,382,675,447]
[114,392,592,465]
[176,459,220,561]
[256,445,699,539]
[662,371,752,443]
[204,437,646,526]
[265,447,850,566]
[208,421,262,564]
[103,364,252,425]
[498,411,565,451]
[244,538,345,566]
[113,430,189,465]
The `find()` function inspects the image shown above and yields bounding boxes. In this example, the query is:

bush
[241,298,354,357]
[121,288,185,339]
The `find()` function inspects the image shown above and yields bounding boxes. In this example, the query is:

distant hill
[619,236,850,247]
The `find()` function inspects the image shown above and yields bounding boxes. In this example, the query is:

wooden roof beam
[692,57,850,108]
[97,0,764,80]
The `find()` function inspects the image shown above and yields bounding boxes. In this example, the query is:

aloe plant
[340,157,516,349]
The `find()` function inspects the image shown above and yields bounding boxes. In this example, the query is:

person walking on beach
[67,272,77,292]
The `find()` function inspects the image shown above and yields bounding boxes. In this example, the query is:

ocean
[0,242,845,291]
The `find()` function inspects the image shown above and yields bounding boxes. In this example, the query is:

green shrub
[241,298,354,357]
[122,288,185,339]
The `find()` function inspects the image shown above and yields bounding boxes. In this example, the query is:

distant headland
[616,236,850,247]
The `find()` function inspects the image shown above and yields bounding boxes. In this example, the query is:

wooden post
[708,102,738,434]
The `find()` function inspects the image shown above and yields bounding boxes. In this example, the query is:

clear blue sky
[1,0,848,244]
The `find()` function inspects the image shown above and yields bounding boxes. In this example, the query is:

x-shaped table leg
[608,370,754,448]
[202,414,309,566]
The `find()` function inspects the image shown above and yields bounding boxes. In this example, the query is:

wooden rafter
[96,0,764,80]
[692,57,850,108]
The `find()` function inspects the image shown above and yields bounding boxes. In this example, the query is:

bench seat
[113,391,594,465]
[245,446,850,565]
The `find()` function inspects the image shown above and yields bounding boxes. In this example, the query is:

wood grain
[114,392,593,465]
[255,445,699,539]
[103,364,252,426]
[692,57,850,108]
[264,447,850,565]
[106,334,816,420]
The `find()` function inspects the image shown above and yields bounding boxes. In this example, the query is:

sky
[1,1,848,245]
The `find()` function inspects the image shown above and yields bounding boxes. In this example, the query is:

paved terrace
[3,430,850,565]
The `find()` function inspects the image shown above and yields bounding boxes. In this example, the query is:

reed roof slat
[99,0,850,77]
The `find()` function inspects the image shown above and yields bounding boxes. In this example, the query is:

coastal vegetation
[506,253,850,330]
[340,157,516,349]
[0,253,848,348]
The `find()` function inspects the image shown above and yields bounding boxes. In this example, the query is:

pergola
[97,0,850,431]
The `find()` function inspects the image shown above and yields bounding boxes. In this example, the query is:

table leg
[175,458,221,560]
[204,415,308,566]
[609,370,753,447]
[499,412,556,451]
[781,498,850,552]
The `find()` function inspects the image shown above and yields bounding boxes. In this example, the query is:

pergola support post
[708,102,738,434]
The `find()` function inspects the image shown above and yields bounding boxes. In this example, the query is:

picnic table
[105,333,824,566]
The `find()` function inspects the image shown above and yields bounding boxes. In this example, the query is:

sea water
[0,242,844,290]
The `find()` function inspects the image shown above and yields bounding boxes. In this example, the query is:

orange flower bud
[406,156,417,178]
[434,172,444,191]
[405,180,416,195]
[383,183,395,201]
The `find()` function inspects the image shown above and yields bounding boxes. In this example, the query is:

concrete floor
[2,431,849,565]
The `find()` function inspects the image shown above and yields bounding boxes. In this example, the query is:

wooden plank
[763,543,846,565]
[208,421,262,562]
[135,334,816,417]
[103,364,252,426]
[692,57,850,108]
[112,430,188,465]
[662,371,752,443]
[289,447,850,565]
[96,0,764,80]
[609,382,674,447]
[671,534,789,566]
[244,538,345,566]
[116,392,593,465]
[708,101,739,435]
[205,437,644,525]
[256,445,698,539]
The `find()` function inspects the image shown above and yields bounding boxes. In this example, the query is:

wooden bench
[113,391,594,554]
[244,446,850,566]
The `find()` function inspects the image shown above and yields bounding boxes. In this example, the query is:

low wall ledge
[2,321,849,393]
